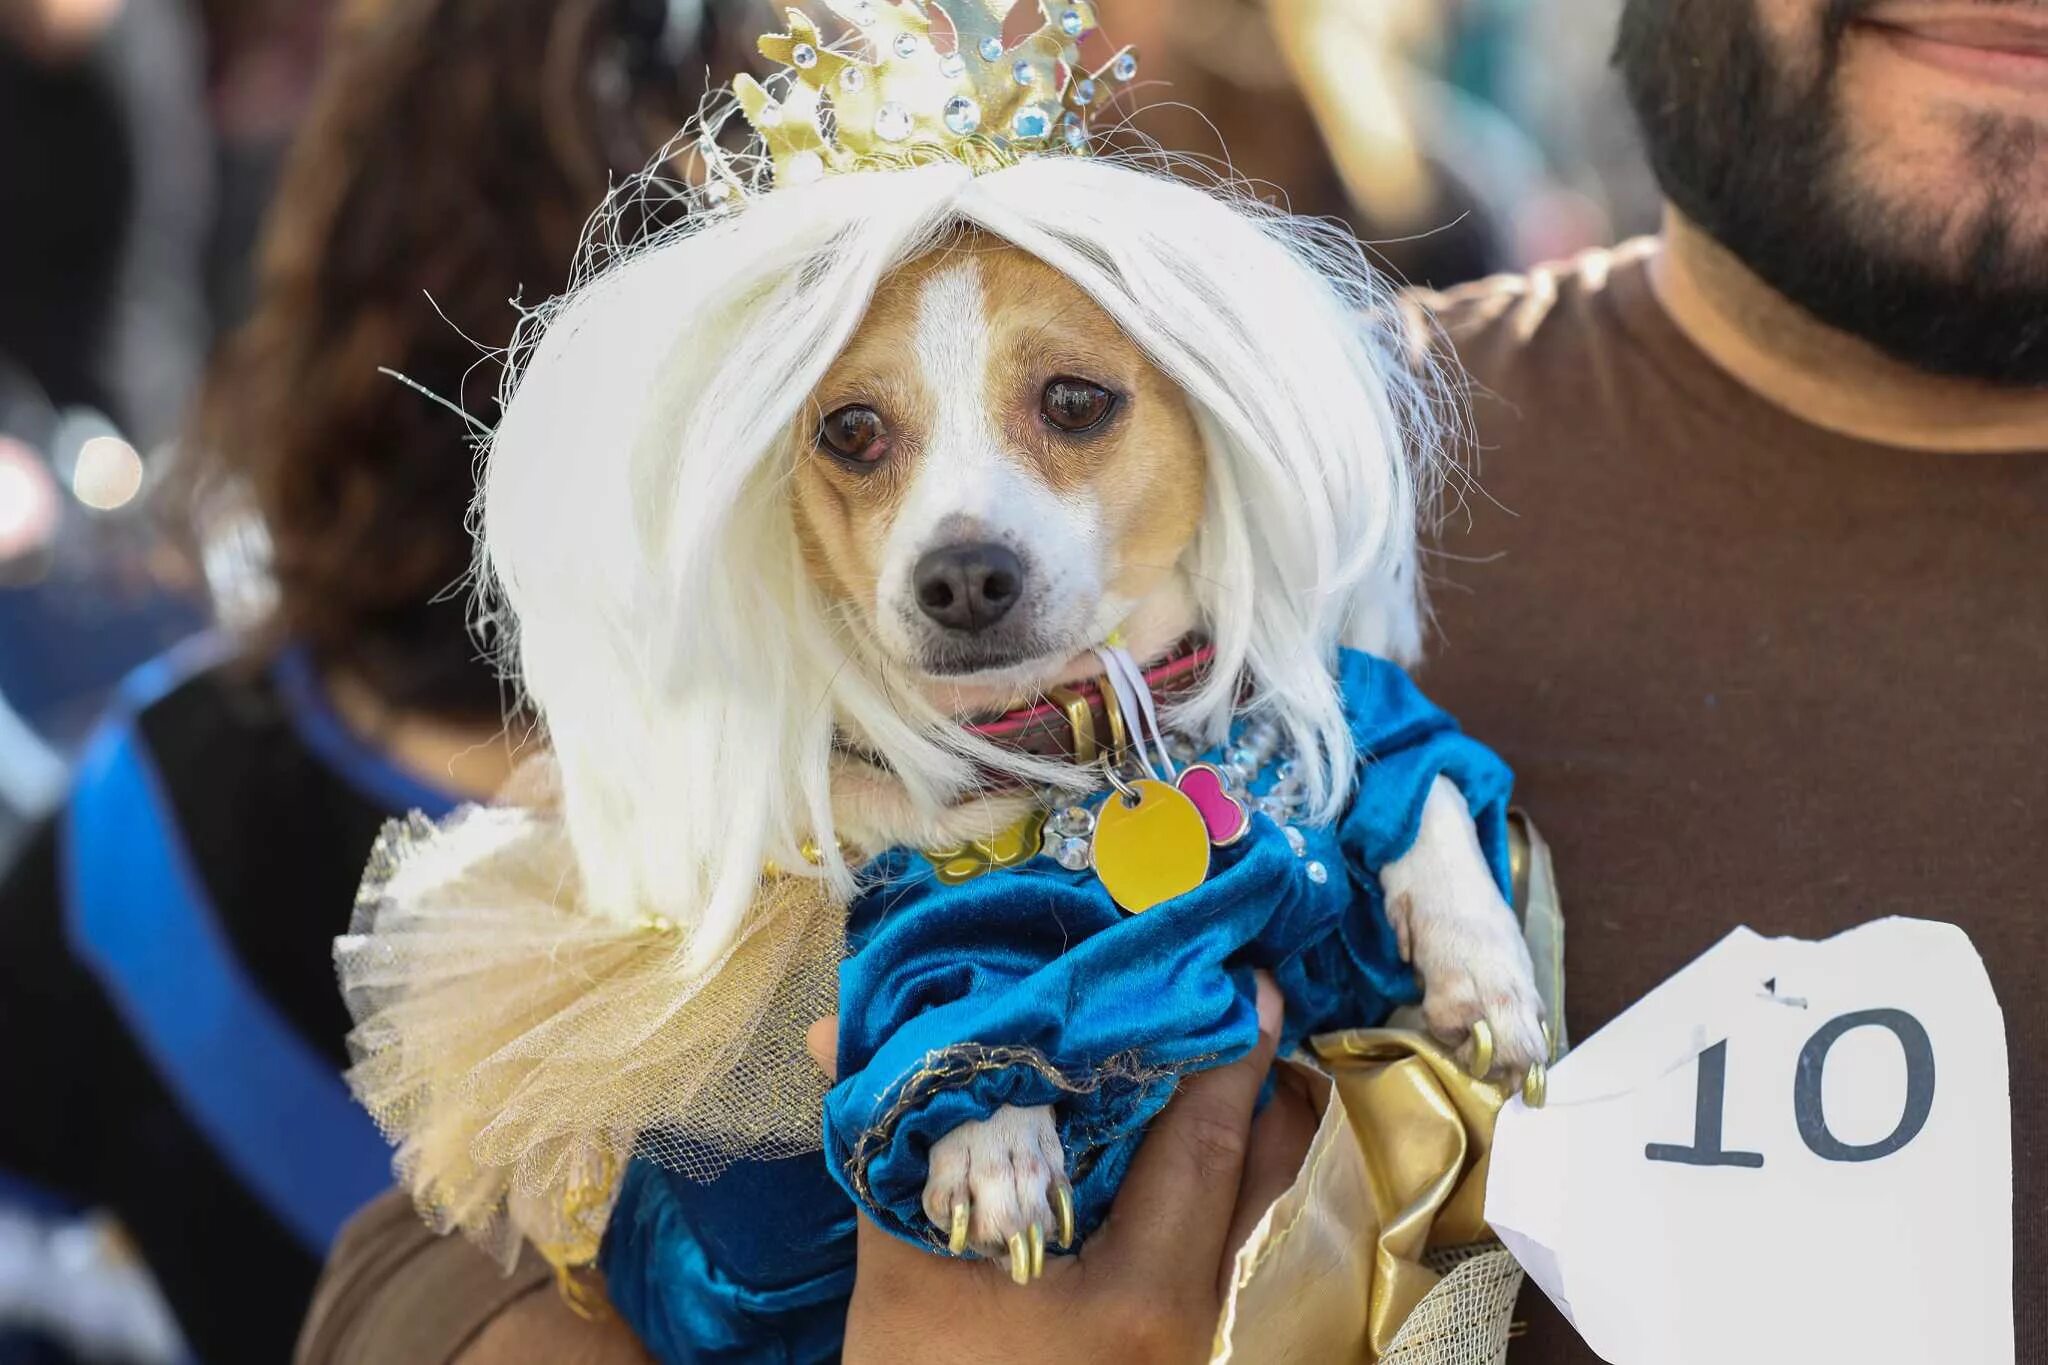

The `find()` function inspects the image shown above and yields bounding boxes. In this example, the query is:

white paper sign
[1486,918,2012,1365]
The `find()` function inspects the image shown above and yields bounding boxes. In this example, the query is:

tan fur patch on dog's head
[791,233,1206,700]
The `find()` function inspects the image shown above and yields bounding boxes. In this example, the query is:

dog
[345,9,1554,1352]
[460,142,1552,1315]
[786,232,1547,1261]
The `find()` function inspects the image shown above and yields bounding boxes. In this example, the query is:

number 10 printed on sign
[1486,918,2011,1365]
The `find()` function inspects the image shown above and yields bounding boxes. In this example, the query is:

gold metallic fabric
[1214,814,1569,1363]
[1213,1032,1519,1364]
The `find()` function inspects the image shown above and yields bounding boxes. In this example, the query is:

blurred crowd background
[0,0,1656,864]
[0,0,1652,1359]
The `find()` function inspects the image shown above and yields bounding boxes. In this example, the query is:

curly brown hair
[186,0,722,719]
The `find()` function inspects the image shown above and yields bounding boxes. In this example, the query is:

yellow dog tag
[1092,778,1211,913]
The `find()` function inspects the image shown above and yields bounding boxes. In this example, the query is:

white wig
[480,153,1445,972]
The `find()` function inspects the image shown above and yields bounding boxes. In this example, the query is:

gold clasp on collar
[1044,667,1132,769]
[1045,684,1100,766]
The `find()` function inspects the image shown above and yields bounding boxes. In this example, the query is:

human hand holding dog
[808,971,1314,1365]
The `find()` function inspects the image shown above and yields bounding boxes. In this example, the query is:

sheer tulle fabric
[337,805,844,1268]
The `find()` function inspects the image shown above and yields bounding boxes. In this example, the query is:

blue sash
[61,638,456,1253]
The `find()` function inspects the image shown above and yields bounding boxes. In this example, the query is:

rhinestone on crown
[943,94,982,135]
[732,0,1134,191]
[874,101,913,141]
[1012,104,1053,139]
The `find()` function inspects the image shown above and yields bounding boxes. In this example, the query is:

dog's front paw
[1383,778,1549,1084]
[1397,888,1549,1078]
[921,1103,1070,1282]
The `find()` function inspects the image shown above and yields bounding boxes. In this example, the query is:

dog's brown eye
[818,404,889,465]
[1041,378,1118,434]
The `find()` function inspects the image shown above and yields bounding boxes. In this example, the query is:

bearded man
[1419,2,2046,1358]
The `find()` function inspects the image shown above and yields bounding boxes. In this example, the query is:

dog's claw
[1052,1181,1075,1249]
[922,1103,1065,1272]
[1522,1060,1547,1109]
[1464,1018,1495,1080]
[939,1197,1054,1281]
[1459,1017,1555,1105]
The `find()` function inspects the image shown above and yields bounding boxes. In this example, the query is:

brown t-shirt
[294,1189,541,1365]
[1416,239,2046,1363]
[294,1188,651,1365]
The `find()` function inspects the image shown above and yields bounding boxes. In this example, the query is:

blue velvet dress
[601,651,1514,1362]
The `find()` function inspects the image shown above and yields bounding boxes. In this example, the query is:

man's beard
[1615,0,2048,385]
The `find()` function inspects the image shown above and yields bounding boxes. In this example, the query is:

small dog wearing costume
[339,3,1546,1360]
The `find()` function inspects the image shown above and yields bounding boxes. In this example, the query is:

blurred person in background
[1412,0,2048,1359]
[1114,0,1505,285]
[1117,0,1651,289]
[0,0,721,1359]
[1503,0,1663,248]
[0,0,217,849]
[0,0,338,449]
[0,0,211,453]
[0,0,349,890]
[189,0,342,334]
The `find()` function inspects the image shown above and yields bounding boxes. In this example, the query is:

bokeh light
[0,437,61,560]
[71,435,145,512]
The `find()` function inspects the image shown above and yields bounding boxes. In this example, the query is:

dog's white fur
[1385,779,1547,1065]
[871,262,1105,669]
[480,155,1541,1259]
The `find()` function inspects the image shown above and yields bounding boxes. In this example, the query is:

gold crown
[728,1,1137,190]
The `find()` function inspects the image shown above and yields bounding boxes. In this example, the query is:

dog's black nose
[913,541,1025,632]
